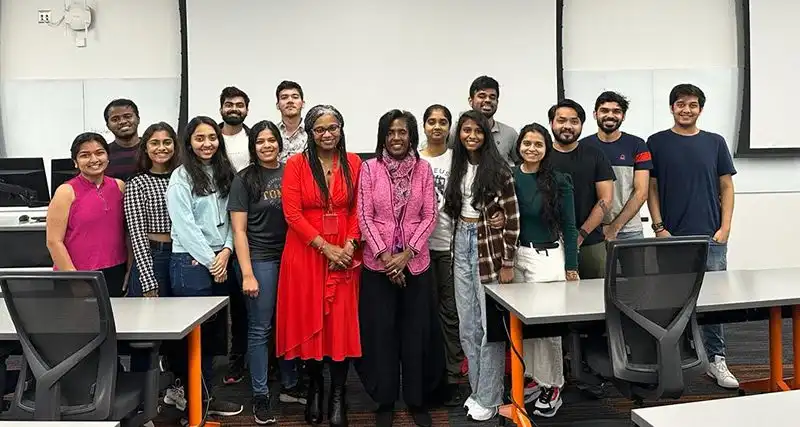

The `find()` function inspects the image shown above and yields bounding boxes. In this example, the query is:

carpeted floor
[148,318,794,426]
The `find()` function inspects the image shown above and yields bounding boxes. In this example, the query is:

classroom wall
[563,0,800,270]
[0,0,180,172]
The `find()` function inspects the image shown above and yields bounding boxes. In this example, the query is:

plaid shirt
[457,174,520,284]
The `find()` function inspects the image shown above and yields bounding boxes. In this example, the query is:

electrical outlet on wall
[37,9,52,24]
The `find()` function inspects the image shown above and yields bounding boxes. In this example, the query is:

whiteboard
[749,0,800,149]
[0,77,180,182]
[187,0,558,153]
[564,67,800,193]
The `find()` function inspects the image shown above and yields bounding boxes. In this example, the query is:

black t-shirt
[548,142,616,246]
[227,164,287,261]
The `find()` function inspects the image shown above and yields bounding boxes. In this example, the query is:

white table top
[0,422,119,426]
[485,268,800,325]
[0,296,228,340]
[631,390,800,426]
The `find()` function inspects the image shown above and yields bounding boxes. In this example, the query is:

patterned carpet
[148,318,794,426]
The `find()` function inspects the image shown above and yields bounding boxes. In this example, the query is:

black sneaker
[279,382,308,405]
[252,395,276,425]
[206,397,244,416]
[443,383,465,407]
[409,405,432,427]
[223,355,245,385]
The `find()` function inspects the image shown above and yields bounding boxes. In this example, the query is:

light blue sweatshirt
[166,165,233,268]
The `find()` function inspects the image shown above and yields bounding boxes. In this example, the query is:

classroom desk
[485,268,800,426]
[631,389,800,426]
[0,297,228,427]
[0,422,120,426]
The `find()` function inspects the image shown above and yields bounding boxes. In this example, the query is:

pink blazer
[357,157,437,274]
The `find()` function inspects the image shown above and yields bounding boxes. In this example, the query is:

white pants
[514,244,565,388]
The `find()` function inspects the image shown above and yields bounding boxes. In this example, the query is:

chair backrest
[603,236,709,399]
[0,270,118,420]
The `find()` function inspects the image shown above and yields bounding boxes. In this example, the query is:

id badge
[322,213,339,235]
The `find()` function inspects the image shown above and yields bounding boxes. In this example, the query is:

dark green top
[513,167,579,270]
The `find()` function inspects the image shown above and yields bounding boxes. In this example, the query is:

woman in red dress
[277,104,362,427]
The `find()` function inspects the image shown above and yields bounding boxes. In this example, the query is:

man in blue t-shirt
[647,83,738,390]
[582,91,652,240]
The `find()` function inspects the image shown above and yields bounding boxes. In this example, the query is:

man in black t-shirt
[547,99,615,279]
[103,98,140,181]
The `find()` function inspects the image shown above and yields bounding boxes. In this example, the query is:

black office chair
[579,236,710,404]
[0,270,165,425]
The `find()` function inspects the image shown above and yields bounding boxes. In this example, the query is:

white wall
[563,0,800,269]
[186,0,558,153]
[0,0,180,179]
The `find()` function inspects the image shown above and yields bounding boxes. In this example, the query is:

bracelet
[317,242,326,253]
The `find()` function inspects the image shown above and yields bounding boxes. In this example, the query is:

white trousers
[513,244,566,388]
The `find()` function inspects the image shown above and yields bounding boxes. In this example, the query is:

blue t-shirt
[647,130,736,236]
[583,132,653,233]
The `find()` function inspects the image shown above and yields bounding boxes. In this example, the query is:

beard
[222,113,246,126]
[598,118,621,133]
[554,129,580,144]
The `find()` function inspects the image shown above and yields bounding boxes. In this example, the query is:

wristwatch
[578,228,589,239]
[652,222,665,232]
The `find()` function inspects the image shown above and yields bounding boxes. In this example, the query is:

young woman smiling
[444,111,520,422]
[512,123,578,418]
[46,132,128,296]
[227,120,299,425]
[166,116,243,417]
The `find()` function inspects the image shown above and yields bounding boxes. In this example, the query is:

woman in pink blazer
[356,109,442,427]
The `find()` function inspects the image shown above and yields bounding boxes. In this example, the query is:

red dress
[276,152,363,361]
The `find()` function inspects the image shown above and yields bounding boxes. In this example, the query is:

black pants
[430,250,464,384]
[356,267,442,407]
[228,258,248,359]
[99,263,127,297]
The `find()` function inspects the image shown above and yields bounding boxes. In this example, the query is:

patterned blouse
[123,171,172,293]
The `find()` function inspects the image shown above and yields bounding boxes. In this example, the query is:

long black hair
[444,110,511,218]
[516,123,563,234]
[181,116,235,197]
[136,122,181,174]
[303,105,355,208]
[374,109,420,160]
[240,120,283,203]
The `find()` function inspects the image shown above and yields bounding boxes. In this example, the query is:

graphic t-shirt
[420,148,453,251]
[227,164,287,261]
[583,132,653,233]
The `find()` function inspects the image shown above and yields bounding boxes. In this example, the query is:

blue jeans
[127,242,173,373]
[616,230,644,240]
[703,242,727,358]
[234,260,298,396]
[169,252,218,389]
[453,222,504,408]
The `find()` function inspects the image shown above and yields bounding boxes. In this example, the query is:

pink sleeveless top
[60,175,127,271]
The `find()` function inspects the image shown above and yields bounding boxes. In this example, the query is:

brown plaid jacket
[474,174,520,283]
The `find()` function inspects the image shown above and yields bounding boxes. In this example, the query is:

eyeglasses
[312,124,341,136]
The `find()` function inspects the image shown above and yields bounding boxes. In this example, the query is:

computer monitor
[0,158,50,207]
[50,158,78,197]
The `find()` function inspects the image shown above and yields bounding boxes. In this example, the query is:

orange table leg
[188,325,220,427]
[498,314,531,427]
[739,306,790,392]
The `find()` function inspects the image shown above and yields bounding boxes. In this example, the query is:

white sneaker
[467,401,498,422]
[463,396,477,413]
[524,377,542,404]
[707,355,739,389]
[533,386,563,418]
[163,383,187,411]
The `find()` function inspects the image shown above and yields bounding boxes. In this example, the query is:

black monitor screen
[50,158,77,197]
[0,158,50,207]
